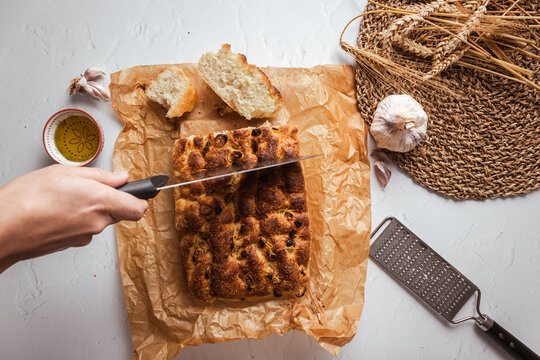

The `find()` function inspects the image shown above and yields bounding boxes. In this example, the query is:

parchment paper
[110,63,371,360]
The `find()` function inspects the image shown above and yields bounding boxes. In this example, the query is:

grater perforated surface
[370,218,478,322]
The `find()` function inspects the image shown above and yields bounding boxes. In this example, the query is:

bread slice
[198,44,283,120]
[146,67,198,120]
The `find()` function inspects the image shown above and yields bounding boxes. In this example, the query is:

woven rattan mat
[354,0,539,200]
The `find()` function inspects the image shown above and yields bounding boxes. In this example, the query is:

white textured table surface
[1,1,539,359]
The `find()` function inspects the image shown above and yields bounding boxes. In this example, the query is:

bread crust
[168,77,197,118]
[173,125,310,302]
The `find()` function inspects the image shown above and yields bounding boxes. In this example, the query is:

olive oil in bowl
[43,109,103,166]
[54,116,100,162]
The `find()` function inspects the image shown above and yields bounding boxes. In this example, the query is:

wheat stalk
[428,0,490,77]
[340,0,539,91]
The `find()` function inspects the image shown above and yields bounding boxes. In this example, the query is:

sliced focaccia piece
[146,67,197,120]
[198,44,283,120]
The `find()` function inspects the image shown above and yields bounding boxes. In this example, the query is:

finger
[73,167,130,188]
[100,186,149,222]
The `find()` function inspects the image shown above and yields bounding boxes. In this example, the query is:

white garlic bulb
[370,94,428,152]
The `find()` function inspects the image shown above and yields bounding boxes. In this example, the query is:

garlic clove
[370,94,428,152]
[86,80,111,101]
[83,84,107,101]
[374,161,392,188]
[81,84,101,100]
[371,148,391,162]
[84,67,106,81]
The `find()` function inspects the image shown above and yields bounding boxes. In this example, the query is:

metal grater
[370,216,477,322]
[369,217,539,360]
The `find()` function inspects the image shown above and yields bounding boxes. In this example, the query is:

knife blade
[117,153,323,199]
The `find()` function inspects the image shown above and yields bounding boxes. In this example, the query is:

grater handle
[476,315,540,360]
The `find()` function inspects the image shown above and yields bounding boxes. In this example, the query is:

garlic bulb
[370,94,428,152]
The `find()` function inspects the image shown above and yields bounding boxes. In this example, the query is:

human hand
[0,165,148,273]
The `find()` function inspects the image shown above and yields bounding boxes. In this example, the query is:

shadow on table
[176,330,335,360]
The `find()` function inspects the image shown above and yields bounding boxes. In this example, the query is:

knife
[116,153,323,199]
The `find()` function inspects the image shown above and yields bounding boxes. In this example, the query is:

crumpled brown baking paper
[110,63,371,360]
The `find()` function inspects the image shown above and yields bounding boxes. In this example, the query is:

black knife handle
[116,175,169,200]
[476,315,540,360]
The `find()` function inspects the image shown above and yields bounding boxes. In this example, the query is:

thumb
[75,167,130,188]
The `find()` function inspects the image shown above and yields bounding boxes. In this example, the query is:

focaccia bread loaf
[172,125,310,302]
